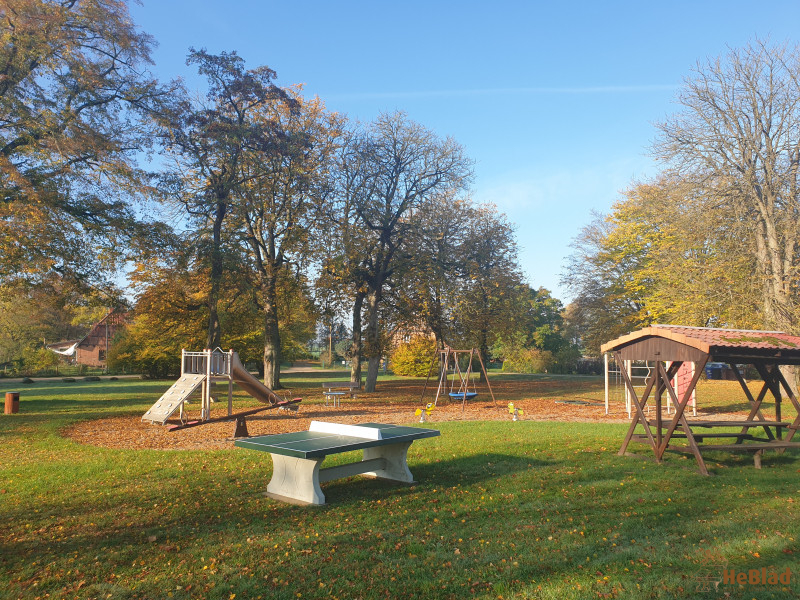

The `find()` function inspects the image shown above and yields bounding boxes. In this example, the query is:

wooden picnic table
[322,381,361,406]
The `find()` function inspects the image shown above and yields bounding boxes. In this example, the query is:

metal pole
[625,360,632,418]
[604,353,609,415]
[227,350,233,416]
[205,348,211,421]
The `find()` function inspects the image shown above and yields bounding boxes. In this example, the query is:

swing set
[421,346,499,411]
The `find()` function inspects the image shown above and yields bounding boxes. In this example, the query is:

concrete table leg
[266,454,326,505]
[362,442,415,482]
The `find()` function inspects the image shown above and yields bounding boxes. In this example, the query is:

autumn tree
[341,112,473,392]
[233,89,342,388]
[654,39,800,332]
[451,205,525,376]
[563,177,761,354]
[156,49,295,350]
[0,0,169,289]
[116,237,317,378]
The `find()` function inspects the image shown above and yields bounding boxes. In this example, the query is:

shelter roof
[601,324,800,363]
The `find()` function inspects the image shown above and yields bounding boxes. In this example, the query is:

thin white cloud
[474,160,654,299]
[328,84,678,101]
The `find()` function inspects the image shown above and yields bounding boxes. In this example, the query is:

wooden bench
[322,381,361,406]
[234,421,440,504]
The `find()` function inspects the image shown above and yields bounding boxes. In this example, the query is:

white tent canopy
[48,341,79,356]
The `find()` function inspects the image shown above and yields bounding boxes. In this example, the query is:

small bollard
[233,416,249,438]
[5,392,20,414]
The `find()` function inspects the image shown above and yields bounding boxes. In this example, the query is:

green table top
[234,423,440,458]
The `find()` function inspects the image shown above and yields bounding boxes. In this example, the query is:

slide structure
[142,349,291,426]
[229,351,284,405]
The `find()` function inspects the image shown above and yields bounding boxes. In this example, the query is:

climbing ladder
[142,373,206,425]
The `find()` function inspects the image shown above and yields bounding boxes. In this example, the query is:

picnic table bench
[322,381,361,406]
[234,421,440,505]
[639,419,800,467]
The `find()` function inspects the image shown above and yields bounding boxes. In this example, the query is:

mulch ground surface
[63,377,747,451]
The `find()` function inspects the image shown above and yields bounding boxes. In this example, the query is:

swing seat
[449,392,478,400]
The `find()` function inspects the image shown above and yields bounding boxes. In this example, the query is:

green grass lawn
[2,377,800,599]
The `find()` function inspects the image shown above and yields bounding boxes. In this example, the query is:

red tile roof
[601,324,800,356]
[652,325,800,351]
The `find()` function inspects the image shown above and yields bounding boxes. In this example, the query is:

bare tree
[331,112,473,392]
[394,189,472,349]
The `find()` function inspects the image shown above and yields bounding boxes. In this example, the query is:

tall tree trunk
[350,291,364,384]
[754,214,795,331]
[261,273,282,390]
[364,286,382,392]
[753,215,798,394]
[477,329,489,383]
[206,200,227,349]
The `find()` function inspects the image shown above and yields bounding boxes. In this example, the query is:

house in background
[47,308,128,368]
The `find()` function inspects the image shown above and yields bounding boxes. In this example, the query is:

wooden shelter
[601,325,800,475]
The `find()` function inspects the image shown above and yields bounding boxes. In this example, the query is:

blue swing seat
[449,391,478,400]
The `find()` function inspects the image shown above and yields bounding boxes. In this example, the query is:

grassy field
[2,375,800,599]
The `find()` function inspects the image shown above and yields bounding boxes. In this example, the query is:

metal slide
[229,352,284,405]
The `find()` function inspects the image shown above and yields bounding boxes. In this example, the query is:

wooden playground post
[474,350,499,409]
[204,348,212,420]
[227,350,233,417]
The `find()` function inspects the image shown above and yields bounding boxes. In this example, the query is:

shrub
[107,330,179,378]
[574,357,604,375]
[319,350,341,368]
[550,346,584,374]
[390,337,437,377]
[501,348,554,374]
[21,346,59,375]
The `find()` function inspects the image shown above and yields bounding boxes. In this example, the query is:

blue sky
[130,1,800,301]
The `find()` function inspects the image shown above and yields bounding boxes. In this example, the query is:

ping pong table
[234,421,440,505]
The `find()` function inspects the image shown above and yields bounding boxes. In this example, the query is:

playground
[66,373,619,450]
[3,371,800,599]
